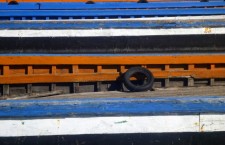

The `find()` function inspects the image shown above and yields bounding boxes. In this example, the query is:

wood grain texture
[1,96,225,118]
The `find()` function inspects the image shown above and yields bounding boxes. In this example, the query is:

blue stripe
[0,19,224,29]
[0,3,39,10]
[1,2,225,20]
[1,2,225,10]
[0,96,225,118]
[1,8,225,18]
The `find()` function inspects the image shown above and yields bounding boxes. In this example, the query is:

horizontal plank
[1,132,225,145]
[0,116,199,136]
[1,2,225,10]
[1,15,225,29]
[1,28,225,37]
[1,8,225,17]
[1,114,224,136]
[0,35,224,54]
[0,70,225,84]
[0,96,225,118]
[0,55,224,65]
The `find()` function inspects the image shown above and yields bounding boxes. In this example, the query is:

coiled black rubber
[123,67,154,92]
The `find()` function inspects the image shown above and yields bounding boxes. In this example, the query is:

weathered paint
[1,8,225,20]
[1,55,224,65]
[0,55,224,84]
[1,2,225,10]
[0,114,225,136]
[1,17,225,29]
[1,96,225,117]
[1,1,225,20]
[200,115,225,132]
[1,27,225,37]
[0,116,200,136]
[0,97,225,136]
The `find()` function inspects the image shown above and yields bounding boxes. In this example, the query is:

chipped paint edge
[0,115,224,137]
[200,114,225,132]
[0,116,199,137]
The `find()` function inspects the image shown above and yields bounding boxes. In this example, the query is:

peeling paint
[200,124,205,132]
[194,122,199,126]
[204,27,212,33]
[114,120,128,124]
[57,119,60,128]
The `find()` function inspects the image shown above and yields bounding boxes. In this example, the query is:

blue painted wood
[0,96,225,118]
[1,2,225,10]
[39,2,225,10]
[1,8,225,19]
[1,2,224,20]
[0,3,39,10]
[0,1,224,10]
[0,19,224,29]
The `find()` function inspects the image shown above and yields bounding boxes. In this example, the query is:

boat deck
[0,86,225,145]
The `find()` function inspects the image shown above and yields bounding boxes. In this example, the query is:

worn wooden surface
[2,28,225,37]
[0,86,225,118]
[1,2,225,20]
[39,86,225,99]
[0,115,225,136]
[0,87,224,143]
[0,116,199,136]
[1,16,225,29]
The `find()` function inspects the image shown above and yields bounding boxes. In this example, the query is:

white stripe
[1,115,225,137]
[0,115,199,137]
[0,28,224,37]
[200,114,225,132]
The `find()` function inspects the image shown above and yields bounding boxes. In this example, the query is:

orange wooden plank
[0,55,225,65]
[0,70,225,84]
[97,65,102,73]
[154,70,225,78]
[120,65,126,73]
[51,65,57,74]
[27,66,33,75]
[0,55,224,84]
[188,64,195,70]
[210,64,215,70]
[33,65,51,74]
[72,65,79,73]
[0,73,119,84]
[9,66,26,75]
[3,66,9,76]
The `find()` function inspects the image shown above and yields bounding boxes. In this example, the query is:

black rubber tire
[8,1,19,5]
[123,67,154,92]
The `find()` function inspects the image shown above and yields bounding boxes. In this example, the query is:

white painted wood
[200,114,225,132]
[0,116,199,137]
[0,27,224,37]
